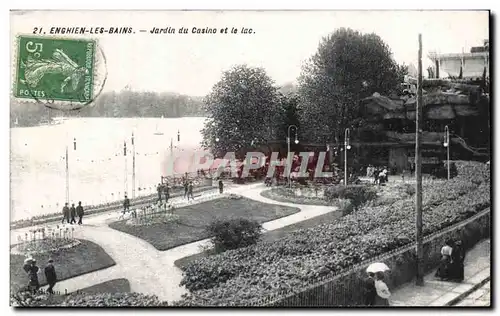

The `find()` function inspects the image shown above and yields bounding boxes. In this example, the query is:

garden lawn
[174,210,343,269]
[109,197,300,251]
[260,187,333,206]
[77,278,130,294]
[10,239,116,293]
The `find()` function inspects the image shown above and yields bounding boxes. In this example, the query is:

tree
[276,92,301,142]
[298,28,408,144]
[201,65,280,158]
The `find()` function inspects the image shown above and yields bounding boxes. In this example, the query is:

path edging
[445,274,491,306]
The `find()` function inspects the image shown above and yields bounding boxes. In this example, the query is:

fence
[129,191,228,224]
[245,208,490,307]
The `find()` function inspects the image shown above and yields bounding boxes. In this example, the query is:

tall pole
[415,33,424,286]
[65,145,69,204]
[344,128,350,186]
[445,126,450,180]
[132,132,136,198]
[124,141,127,198]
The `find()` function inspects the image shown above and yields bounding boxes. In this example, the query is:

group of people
[435,239,466,282]
[366,165,389,185]
[61,201,85,225]
[23,257,57,294]
[363,271,392,306]
[156,182,171,203]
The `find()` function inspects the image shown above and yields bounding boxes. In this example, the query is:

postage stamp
[13,35,106,110]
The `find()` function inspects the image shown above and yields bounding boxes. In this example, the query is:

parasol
[366,262,390,274]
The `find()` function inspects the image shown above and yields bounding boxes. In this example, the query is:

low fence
[245,208,490,307]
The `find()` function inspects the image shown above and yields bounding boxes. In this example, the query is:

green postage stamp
[13,35,106,109]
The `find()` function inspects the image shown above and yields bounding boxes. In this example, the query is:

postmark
[13,35,107,111]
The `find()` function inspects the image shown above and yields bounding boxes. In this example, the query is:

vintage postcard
[9,10,490,307]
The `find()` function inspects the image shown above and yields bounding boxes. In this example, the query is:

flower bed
[260,187,334,206]
[11,291,168,307]
[175,161,490,306]
[10,239,116,293]
[11,238,81,255]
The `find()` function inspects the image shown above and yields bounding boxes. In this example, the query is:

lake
[10,117,207,221]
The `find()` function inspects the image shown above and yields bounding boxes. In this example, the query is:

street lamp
[344,128,351,186]
[443,125,450,180]
[287,125,299,188]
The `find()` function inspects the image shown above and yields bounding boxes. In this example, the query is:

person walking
[76,201,84,225]
[163,183,170,203]
[450,239,465,282]
[123,195,130,215]
[183,181,189,199]
[188,181,194,201]
[44,259,57,294]
[363,272,377,306]
[374,272,391,306]
[218,179,224,194]
[27,259,40,294]
[157,183,163,203]
[435,239,454,280]
[61,203,70,224]
[69,203,76,224]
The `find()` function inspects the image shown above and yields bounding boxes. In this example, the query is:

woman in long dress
[435,239,454,280]
[374,272,391,306]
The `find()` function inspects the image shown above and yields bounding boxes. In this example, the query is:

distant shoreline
[10,115,207,128]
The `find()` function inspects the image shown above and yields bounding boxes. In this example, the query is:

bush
[325,185,377,211]
[206,218,263,253]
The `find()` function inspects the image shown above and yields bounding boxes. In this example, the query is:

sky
[10,10,489,96]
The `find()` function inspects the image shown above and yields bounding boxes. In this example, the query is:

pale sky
[11,10,489,96]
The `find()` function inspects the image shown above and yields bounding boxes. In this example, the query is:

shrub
[325,185,377,211]
[11,290,169,307]
[206,218,263,253]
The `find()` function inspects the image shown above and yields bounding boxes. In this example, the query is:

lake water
[10,117,207,221]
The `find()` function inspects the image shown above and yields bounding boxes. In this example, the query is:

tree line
[202,28,409,157]
[10,90,206,127]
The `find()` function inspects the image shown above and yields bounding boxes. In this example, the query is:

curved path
[11,183,338,302]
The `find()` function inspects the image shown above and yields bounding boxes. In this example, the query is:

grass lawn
[174,209,342,269]
[77,278,130,294]
[10,239,116,293]
[109,197,300,251]
[260,188,333,206]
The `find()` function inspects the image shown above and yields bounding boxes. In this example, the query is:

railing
[245,208,490,307]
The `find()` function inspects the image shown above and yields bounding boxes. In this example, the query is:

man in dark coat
[183,181,189,199]
[62,203,70,224]
[163,184,170,203]
[44,259,57,294]
[157,183,163,203]
[218,179,224,194]
[123,195,130,213]
[70,203,76,224]
[76,201,84,225]
[363,272,377,306]
[188,182,194,200]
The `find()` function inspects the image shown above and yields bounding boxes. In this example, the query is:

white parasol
[366,262,390,274]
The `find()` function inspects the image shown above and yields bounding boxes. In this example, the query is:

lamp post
[132,132,136,198]
[344,128,351,186]
[124,141,128,198]
[444,125,450,180]
[287,125,299,189]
